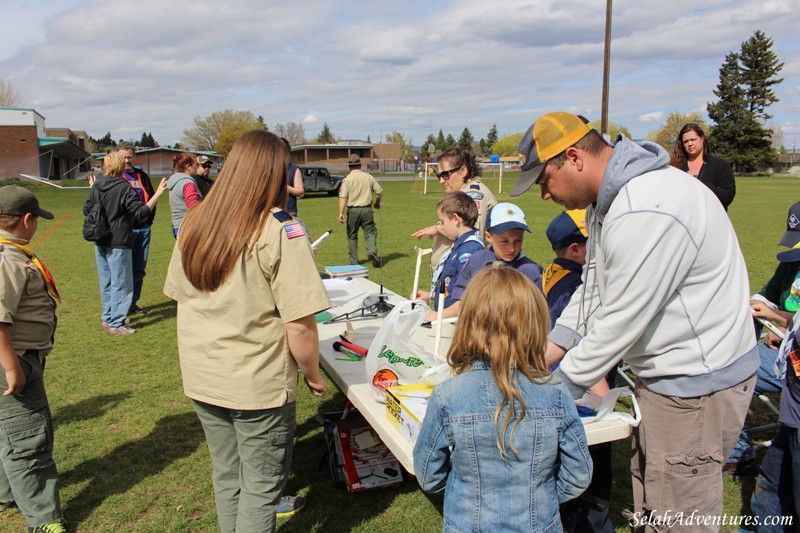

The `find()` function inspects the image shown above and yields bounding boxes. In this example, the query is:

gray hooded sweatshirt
[550,136,758,399]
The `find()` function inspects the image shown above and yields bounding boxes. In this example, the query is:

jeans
[0,352,61,527]
[94,246,133,327]
[729,343,782,464]
[756,343,784,394]
[192,400,296,533]
[131,227,151,306]
[750,424,800,532]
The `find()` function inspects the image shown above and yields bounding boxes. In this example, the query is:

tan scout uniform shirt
[164,208,331,410]
[430,180,497,269]
[339,169,381,207]
[0,231,57,357]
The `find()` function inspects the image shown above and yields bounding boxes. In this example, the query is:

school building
[0,108,92,181]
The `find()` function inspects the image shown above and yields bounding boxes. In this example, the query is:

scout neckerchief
[0,238,61,303]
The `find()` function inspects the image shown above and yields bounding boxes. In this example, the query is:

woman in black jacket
[84,152,167,334]
[671,123,736,210]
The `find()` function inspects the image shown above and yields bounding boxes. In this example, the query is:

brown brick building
[290,142,402,173]
[0,108,92,180]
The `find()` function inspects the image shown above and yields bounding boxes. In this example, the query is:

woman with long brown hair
[671,123,736,210]
[164,130,329,532]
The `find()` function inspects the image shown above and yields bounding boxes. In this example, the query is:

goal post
[409,162,504,195]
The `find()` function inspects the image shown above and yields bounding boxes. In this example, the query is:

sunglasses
[434,165,464,180]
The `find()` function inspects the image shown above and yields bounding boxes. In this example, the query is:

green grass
[0,174,797,532]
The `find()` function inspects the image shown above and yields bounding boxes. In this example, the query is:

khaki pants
[630,374,756,533]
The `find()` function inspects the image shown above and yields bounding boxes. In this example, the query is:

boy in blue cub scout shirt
[543,209,588,328]
[0,186,65,533]
[428,202,543,321]
[544,209,617,533]
[414,192,483,311]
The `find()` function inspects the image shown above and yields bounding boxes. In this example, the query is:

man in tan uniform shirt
[338,154,382,267]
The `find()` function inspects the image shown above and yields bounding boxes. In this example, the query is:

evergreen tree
[707,32,782,172]
[479,138,488,157]
[367,134,372,143]
[486,124,498,155]
[435,130,446,151]
[457,128,474,150]
[314,122,336,144]
[420,133,437,159]
[445,134,456,150]
[739,29,784,121]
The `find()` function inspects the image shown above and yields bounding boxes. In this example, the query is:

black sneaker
[368,252,381,268]
[129,304,148,316]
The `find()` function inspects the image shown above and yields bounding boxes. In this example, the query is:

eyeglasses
[434,165,464,180]
[202,164,212,169]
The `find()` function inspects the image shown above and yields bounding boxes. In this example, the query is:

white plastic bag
[365,300,436,402]
[577,387,641,427]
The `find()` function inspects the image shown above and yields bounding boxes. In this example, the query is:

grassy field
[0,174,797,532]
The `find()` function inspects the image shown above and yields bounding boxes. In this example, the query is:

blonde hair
[179,130,288,291]
[103,152,126,177]
[448,265,551,458]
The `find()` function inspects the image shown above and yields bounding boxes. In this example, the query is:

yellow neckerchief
[0,238,61,303]
[542,262,571,298]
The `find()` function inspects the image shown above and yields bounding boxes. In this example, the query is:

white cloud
[639,112,664,123]
[0,0,797,145]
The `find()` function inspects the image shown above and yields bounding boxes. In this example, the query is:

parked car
[298,166,344,195]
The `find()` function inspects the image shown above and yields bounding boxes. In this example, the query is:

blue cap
[487,203,530,234]
[546,210,588,250]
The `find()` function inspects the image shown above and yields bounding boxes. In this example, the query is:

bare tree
[273,121,307,146]
[0,79,24,107]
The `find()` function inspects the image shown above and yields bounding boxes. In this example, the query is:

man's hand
[373,201,381,210]
[3,361,25,396]
[338,214,346,223]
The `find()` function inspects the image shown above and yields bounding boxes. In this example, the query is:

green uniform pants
[346,206,378,264]
[0,351,61,528]
[193,400,296,533]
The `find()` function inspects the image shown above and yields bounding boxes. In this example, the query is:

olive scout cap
[0,185,54,220]
[510,112,592,197]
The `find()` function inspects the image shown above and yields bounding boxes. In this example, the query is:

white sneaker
[108,325,136,335]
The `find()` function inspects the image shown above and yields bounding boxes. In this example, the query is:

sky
[1,0,798,148]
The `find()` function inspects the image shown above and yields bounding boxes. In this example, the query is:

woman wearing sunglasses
[412,147,497,272]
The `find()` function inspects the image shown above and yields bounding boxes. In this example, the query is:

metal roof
[38,137,91,159]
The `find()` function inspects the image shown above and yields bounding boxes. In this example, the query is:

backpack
[82,186,110,242]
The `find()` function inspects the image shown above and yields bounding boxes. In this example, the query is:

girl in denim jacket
[413,266,592,532]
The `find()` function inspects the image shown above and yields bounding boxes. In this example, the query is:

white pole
[434,292,445,359]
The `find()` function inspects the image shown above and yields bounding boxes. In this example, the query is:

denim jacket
[413,360,592,532]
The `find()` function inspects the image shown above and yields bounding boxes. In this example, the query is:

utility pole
[601,0,613,135]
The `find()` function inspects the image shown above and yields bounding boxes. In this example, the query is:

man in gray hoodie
[511,112,758,532]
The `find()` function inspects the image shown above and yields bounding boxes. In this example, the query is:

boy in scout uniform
[338,155,382,267]
[0,186,65,533]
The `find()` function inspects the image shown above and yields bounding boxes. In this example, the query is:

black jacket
[681,153,736,210]
[83,176,151,248]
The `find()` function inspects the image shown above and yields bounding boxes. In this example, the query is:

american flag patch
[284,223,306,239]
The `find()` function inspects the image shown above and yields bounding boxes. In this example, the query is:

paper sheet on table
[578,387,641,427]
[323,278,357,288]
